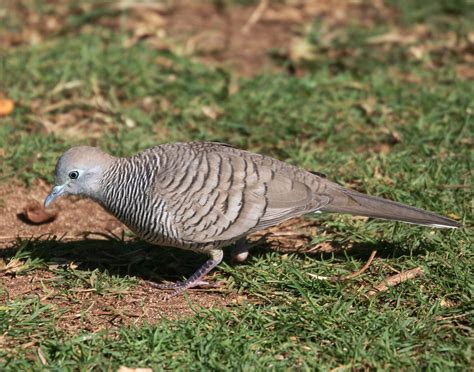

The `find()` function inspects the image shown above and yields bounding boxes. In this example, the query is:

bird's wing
[154,149,331,243]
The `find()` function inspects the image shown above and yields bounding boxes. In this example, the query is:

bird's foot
[146,279,209,290]
[230,239,250,264]
[148,249,224,300]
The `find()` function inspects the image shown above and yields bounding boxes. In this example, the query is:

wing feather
[154,146,330,243]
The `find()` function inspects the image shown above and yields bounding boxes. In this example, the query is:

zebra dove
[44,142,460,297]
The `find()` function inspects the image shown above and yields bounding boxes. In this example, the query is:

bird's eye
[69,171,79,180]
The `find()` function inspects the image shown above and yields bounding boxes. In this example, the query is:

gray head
[44,146,116,207]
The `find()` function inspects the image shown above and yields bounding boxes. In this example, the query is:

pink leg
[146,249,223,299]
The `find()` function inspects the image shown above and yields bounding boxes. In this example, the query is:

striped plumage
[45,142,460,297]
[100,143,331,252]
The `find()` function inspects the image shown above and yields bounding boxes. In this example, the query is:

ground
[0,0,472,369]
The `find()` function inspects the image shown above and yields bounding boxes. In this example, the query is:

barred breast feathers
[99,150,164,237]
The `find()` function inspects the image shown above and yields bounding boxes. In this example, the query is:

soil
[0,180,330,331]
[163,0,393,75]
[0,271,240,333]
[0,181,125,247]
[1,0,394,76]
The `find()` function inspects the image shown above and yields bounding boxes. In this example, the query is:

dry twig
[241,0,269,34]
[308,250,377,282]
[341,250,377,280]
[37,347,48,366]
[367,267,424,296]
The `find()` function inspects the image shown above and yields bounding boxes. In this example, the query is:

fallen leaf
[409,45,426,60]
[117,367,153,372]
[440,298,456,308]
[373,143,391,155]
[231,295,248,305]
[390,67,422,84]
[186,31,226,55]
[201,105,221,120]
[124,117,136,128]
[22,200,57,224]
[289,37,316,62]
[262,7,302,23]
[0,258,26,276]
[0,98,14,116]
[456,64,474,80]
[37,347,48,366]
[367,31,417,45]
[155,56,174,68]
[468,32,474,44]
[359,96,377,117]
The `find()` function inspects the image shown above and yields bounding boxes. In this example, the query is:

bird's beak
[44,184,66,207]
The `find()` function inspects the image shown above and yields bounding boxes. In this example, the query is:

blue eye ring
[69,171,79,180]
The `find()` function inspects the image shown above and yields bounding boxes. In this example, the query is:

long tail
[320,184,460,228]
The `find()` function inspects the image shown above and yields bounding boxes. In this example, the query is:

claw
[145,280,184,290]
[146,279,210,290]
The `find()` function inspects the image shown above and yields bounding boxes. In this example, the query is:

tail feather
[320,185,460,229]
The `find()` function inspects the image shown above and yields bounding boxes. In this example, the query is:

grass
[0,0,473,369]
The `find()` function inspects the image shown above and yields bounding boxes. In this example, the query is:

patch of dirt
[163,0,396,75]
[0,180,336,330]
[3,1,472,77]
[0,178,245,330]
[28,96,119,140]
[0,181,125,248]
[1,0,395,76]
[0,271,240,333]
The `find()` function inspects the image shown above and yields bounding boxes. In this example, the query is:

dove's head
[44,146,116,207]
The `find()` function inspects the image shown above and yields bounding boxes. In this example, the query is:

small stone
[23,200,57,224]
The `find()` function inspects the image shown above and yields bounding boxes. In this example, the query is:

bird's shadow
[0,230,435,284]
